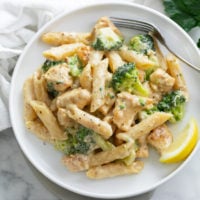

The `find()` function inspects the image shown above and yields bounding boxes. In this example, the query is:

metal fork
[110,17,200,73]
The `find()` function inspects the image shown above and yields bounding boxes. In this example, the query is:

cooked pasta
[23,16,189,179]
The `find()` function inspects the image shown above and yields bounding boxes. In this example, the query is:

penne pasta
[89,143,132,167]
[30,100,66,140]
[42,32,91,46]
[117,112,172,140]
[153,38,168,71]
[90,58,108,112]
[106,51,125,72]
[119,46,158,70]
[136,135,149,158]
[23,76,37,121]
[33,70,51,106]
[79,63,93,91]
[88,50,104,67]
[86,161,144,179]
[67,104,113,139]
[43,43,85,61]
[26,119,50,142]
[166,54,188,100]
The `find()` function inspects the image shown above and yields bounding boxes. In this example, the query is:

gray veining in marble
[1,128,200,200]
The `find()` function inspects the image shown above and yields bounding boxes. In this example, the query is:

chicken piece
[147,124,173,153]
[57,108,75,128]
[113,92,153,131]
[99,87,116,115]
[76,45,91,65]
[136,135,149,158]
[56,88,91,109]
[62,154,90,172]
[150,68,175,94]
[44,63,72,92]
[143,81,162,103]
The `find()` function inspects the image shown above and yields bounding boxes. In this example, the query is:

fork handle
[162,42,200,73]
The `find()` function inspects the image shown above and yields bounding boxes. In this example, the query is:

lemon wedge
[160,118,198,163]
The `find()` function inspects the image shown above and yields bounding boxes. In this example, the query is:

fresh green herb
[139,98,145,106]
[119,104,126,110]
[42,60,64,72]
[108,93,115,99]
[163,0,200,47]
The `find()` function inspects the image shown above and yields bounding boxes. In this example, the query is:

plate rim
[9,1,200,199]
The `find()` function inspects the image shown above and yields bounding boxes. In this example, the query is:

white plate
[9,2,200,199]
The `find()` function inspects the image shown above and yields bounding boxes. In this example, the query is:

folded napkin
[0,0,134,131]
[0,0,198,132]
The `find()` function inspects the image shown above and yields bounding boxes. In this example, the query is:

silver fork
[110,17,200,73]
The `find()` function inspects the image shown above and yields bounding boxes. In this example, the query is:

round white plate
[9,2,200,199]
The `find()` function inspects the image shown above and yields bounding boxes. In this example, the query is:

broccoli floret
[129,34,155,55]
[111,63,149,96]
[42,60,64,73]
[55,125,113,155]
[138,105,159,120]
[92,27,123,51]
[67,55,83,77]
[157,90,186,122]
[46,82,59,99]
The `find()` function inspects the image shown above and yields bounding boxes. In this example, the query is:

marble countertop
[1,128,200,200]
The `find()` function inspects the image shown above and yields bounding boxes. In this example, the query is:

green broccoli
[54,125,114,155]
[41,60,64,73]
[92,27,123,51]
[138,105,159,120]
[111,63,149,96]
[129,34,155,55]
[67,55,83,77]
[157,90,186,122]
[46,82,59,99]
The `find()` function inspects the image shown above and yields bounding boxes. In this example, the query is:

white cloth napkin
[0,0,198,131]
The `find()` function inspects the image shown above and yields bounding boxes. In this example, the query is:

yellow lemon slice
[160,118,198,163]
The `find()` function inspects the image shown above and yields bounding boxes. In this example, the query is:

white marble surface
[0,127,200,200]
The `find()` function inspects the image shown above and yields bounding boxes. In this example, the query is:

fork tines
[110,16,154,33]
